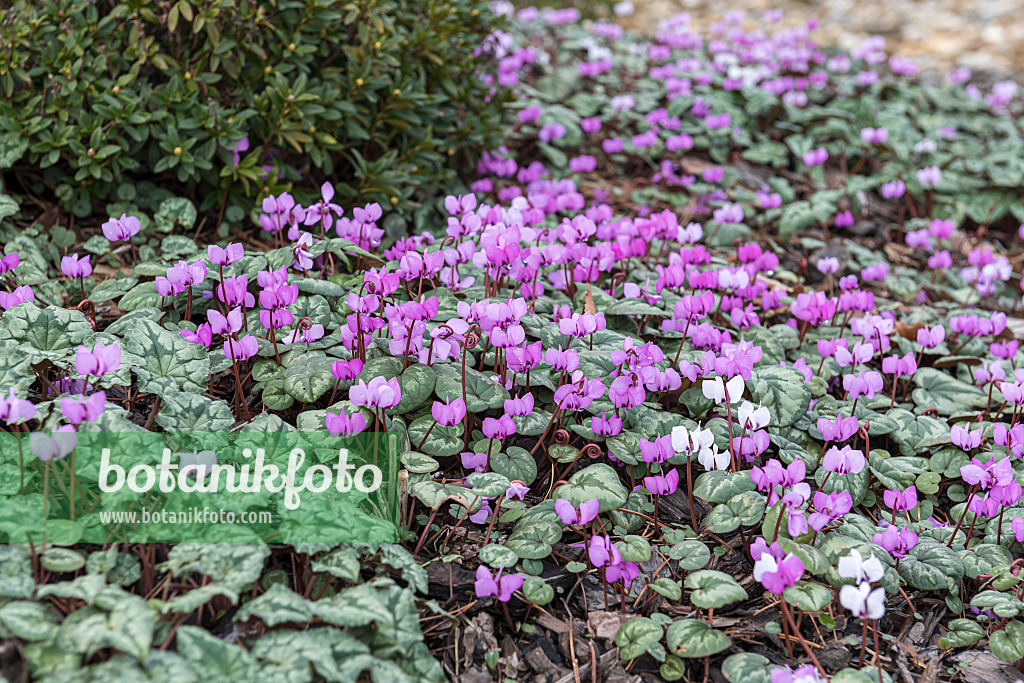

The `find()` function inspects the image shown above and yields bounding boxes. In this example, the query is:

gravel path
[622,0,1024,77]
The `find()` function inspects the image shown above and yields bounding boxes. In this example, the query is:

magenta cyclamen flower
[208,243,245,266]
[350,376,402,410]
[482,414,516,439]
[751,538,805,594]
[818,412,858,442]
[917,166,942,186]
[0,252,18,275]
[330,358,363,381]
[881,352,917,378]
[802,148,828,166]
[29,426,77,462]
[431,398,466,427]
[916,325,945,348]
[588,535,622,568]
[591,412,622,437]
[951,424,982,451]
[474,566,523,602]
[872,524,918,558]
[883,485,918,512]
[0,388,36,424]
[61,253,92,279]
[325,409,366,437]
[101,214,141,242]
[224,335,259,361]
[181,324,212,348]
[821,445,865,475]
[60,392,107,425]
[503,393,534,417]
[644,468,679,495]
[960,457,1013,489]
[76,341,121,378]
[843,370,883,400]
[0,285,35,310]
[555,498,599,526]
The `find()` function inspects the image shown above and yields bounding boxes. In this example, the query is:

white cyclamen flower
[702,375,744,404]
[837,549,885,583]
[839,581,886,619]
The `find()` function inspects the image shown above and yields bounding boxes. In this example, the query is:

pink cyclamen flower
[802,148,828,166]
[960,457,1013,490]
[325,409,367,437]
[872,524,918,558]
[751,538,804,594]
[482,414,516,439]
[181,324,212,349]
[28,426,77,462]
[60,391,107,425]
[644,468,679,495]
[916,325,945,348]
[883,485,917,512]
[843,370,883,400]
[917,166,941,186]
[224,335,259,361]
[1012,516,1024,543]
[101,214,142,242]
[950,424,982,451]
[350,376,402,410]
[555,498,599,526]
[588,535,622,568]
[474,566,523,602]
[0,252,18,275]
[0,285,34,310]
[431,398,467,427]
[817,412,858,442]
[207,243,245,266]
[61,253,92,279]
[330,358,364,381]
[821,445,865,475]
[881,352,917,379]
[76,341,121,378]
[0,388,36,424]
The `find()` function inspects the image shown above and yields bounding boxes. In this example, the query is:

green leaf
[783,582,832,611]
[392,363,436,414]
[938,618,984,648]
[122,318,209,393]
[615,617,663,660]
[0,305,93,362]
[665,619,731,658]
[40,547,86,573]
[479,544,519,568]
[911,367,986,415]
[685,570,747,609]
[155,391,234,431]
[970,590,1024,618]
[281,352,335,403]
[693,470,757,504]
[667,540,711,571]
[703,491,766,533]
[898,542,965,590]
[615,535,652,563]
[649,577,682,601]
[235,584,312,627]
[0,546,33,598]
[990,621,1024,662]
[490,446,538,486]
[407,415,464,457]
[553,463,628,513]
[522,576,553,605]
[176,625,257,679]
[722,653,773,683]
[435,364,509,412]
[749,365,812,428]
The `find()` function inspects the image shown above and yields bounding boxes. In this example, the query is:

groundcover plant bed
[6,2,1024,682]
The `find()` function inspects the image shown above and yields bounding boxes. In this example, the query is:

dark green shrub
[0,0,510,231]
